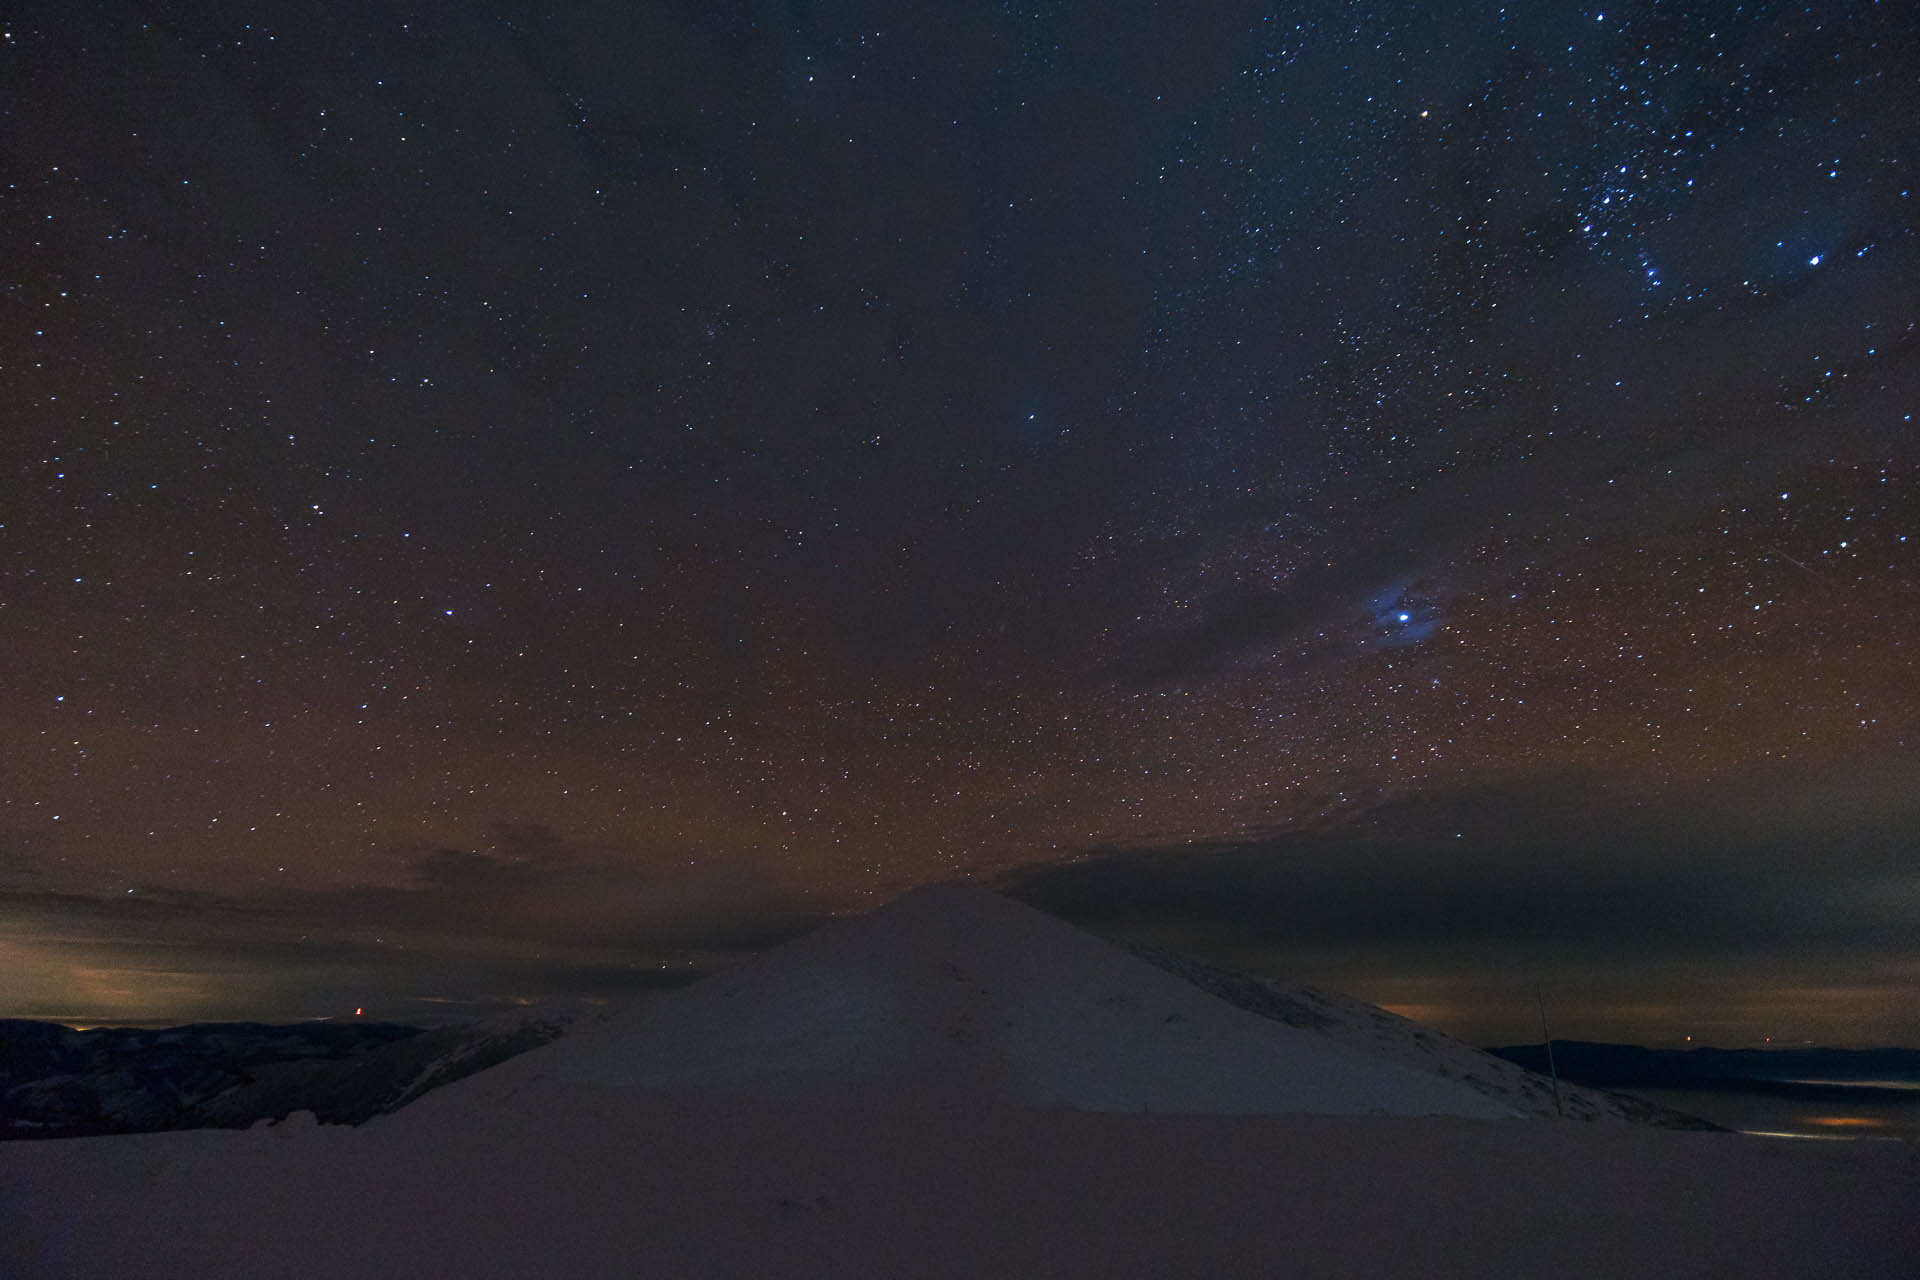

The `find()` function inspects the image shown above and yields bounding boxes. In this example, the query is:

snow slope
[405,882,1517,1118]
[4,1100,1914,1279]
[1127,945,1713,1125]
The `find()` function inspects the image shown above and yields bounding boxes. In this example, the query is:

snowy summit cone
[410,882,1517,1117]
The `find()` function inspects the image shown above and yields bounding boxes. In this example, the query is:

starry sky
[4,0,1917,1043]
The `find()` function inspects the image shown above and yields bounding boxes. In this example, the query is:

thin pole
[1536,985,1563,1118]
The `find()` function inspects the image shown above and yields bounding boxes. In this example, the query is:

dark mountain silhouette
[2,1009,585,1139]
[1489,1041,1920,1104]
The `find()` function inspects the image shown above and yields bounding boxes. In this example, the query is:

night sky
[4,1,1917,1044]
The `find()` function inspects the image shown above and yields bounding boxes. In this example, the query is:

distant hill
[1488,1041,1920,1103]
[1,1010,587,1139]
[1,1019,419,1138]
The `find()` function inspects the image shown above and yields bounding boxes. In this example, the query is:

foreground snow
[4,1097,1914,1278]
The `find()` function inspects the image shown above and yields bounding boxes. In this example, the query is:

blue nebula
[1365,579,1444,647]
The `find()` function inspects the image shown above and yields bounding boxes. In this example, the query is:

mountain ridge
[1490,1040,1920,1102]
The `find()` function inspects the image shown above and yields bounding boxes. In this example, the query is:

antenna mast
[1536,986,1563,1118]
[1536,990,1566,1113]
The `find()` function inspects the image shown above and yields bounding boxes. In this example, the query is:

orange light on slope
[1804,1116,1887,1129]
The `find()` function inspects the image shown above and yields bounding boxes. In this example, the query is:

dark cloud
[998,765,1920,1043]
[0,886,276,933]
[0,823,825,1023]
[325,825,828,952]
[411,847,544,891]
[1116,589,1313,688]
